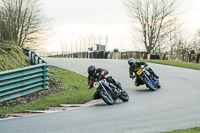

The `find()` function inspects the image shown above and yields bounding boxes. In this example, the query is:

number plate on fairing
[136,69,142,75]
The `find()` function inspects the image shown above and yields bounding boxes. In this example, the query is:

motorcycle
[134,66,161,91]
[93,78,129,105]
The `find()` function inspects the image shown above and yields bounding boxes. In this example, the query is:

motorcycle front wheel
[99,90,114,105]
[144,78,155,91]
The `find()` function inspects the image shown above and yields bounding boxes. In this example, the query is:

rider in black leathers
[87,65,120,99]
[128,58,159,87]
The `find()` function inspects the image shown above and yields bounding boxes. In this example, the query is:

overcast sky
[41,0,200,52]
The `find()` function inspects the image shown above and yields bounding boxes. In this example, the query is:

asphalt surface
[1,58,200,133]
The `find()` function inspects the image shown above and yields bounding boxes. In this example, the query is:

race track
[1,58,200,133]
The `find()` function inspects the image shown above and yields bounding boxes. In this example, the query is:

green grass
[137,59,200,70]
[0,44,30,72]
[0,67,95,117]
[162,127,200,133]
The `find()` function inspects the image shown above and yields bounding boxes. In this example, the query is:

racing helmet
[128,58,136,66]
[88,65,96,75]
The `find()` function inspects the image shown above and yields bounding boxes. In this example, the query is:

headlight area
[93,82,100,89]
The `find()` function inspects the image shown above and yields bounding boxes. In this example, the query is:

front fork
[98,82,110,97]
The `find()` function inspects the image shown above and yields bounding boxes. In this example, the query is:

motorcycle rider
[128,58,159,87]
[87,65,121,99]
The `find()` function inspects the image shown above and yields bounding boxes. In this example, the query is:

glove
[130,75,135,78]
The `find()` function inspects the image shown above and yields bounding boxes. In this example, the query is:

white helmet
[128,58,136,66]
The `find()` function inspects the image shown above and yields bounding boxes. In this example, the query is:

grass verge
[161,127,200,133]
[137,59,200,70]
[0,67,95,118]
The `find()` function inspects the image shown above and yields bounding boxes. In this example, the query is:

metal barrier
[23,48,46,65]
[0,63,48,102]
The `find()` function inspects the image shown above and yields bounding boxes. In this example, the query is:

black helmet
[88,65,96,75]
[128,58,136,66]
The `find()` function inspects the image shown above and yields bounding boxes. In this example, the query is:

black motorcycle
[93,78,129,105]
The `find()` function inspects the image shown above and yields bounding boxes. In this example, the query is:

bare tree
[164,21,183,55]
[0,0,50,49]
[189,30,200,53]
[124,0,180,54]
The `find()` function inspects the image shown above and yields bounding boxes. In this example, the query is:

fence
[0,63,48,102]
[49,51,200,63]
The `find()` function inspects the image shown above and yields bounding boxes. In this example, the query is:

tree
[177,29,200,55]
[124,0,180,54]
[0,0,50,49]
[189,30,200,53]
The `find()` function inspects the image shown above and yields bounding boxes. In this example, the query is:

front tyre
[99,90,114,105]
[144,78,155,91]
[119,91,129,102]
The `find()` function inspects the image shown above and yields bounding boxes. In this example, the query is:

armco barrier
[0,63,48,102]
[23,48,46,65]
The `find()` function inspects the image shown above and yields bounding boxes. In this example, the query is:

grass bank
[0,67,95,117]
[137,59,200,70]
[0,44,30,72]
[162,127,200,133]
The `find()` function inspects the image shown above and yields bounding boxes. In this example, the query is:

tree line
[0,0,199,54]
[0,0,49,50]
[124,0,200,55]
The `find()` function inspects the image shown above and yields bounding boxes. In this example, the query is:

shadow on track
[135,89,152,92]
[93,100,126,106]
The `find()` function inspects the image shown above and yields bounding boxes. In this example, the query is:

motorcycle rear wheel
[119,91,129,102]
[99,90,114,105]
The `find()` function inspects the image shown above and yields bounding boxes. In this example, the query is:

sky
[183,0,200,33]
[41,0,200,53]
